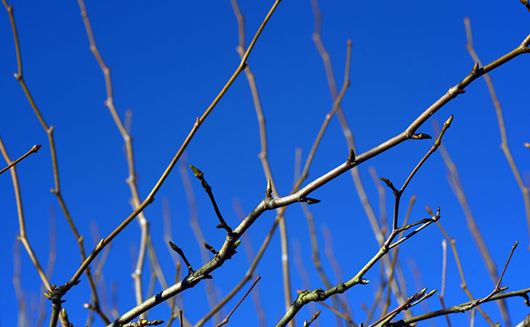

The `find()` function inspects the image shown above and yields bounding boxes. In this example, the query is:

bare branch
[388,288,530,326]
[465,17,530,253]
[0,144,40,176]
[65,0,283,303]
[216,276,261,327]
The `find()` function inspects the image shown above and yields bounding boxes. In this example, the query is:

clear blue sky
[0,0,529,326]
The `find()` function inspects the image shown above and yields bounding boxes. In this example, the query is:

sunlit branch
[1,0,104,323]
[0,144,40,176]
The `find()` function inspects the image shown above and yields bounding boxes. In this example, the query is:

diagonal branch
[0,144,40,176]
[108,33,529,325]
[63,0,283,301]
[1,0,105,323]
[465,17,530,253]
[388,287,530,326]
[276,115,454,326]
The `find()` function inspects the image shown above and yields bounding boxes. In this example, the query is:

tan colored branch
[0,144,40,176]
[1,0,104,323]
[465,17,530,253]
[65,1,283,302]
[0,138,51,290]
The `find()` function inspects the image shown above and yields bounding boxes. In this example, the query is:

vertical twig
[439,239,452,327]
[439,140,510,325]
[76,0,157,316]
[230,0,293,316]
[465,17,530,252]
[231,0,352,323]
[66,0,283,302]
[13,241,26,327]
[0,139,51,290]
[310,0,407,308]
[292,242,321,327]
[302,204,354,325]
[234,200,267,327]
[37,213,58,327]
[179,162,221,322]
[436,222,495,325]
[1,0,104,322]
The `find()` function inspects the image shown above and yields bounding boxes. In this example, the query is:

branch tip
[411,133,432,140]
[444,115,454,126]
[189,164,203,178]
[168,241,194,274]
[300,196,321,205]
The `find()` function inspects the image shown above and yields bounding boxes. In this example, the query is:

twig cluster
[1,1,529,327]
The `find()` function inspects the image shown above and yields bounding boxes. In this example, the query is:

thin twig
[439,139,509,324]
[465,17,530,254]
[162,200,185,327]
[229,1,353,324]
[0,139,51,290]
[230,0,292,316]
[318,302,356,325]
[37,213,57,327]
[195,200,266,327]
[0,144,40,176]
[13,241,26,327]
[66,0,284,306]
[1,1,103,323]
[370,288,436,327]
[216,276,261,327]
[435,222,495,325]
[179,161,221,322]
[303,311,321,327]
[322,225,355,323]
[439,239,452,327]
[189,164,232,233]
[310,0,406,308]
[302,204,353,325]
[76,0,164,317]
[292,241,321,326]
[388,287,530,326]
[381,196,416,319]
[369,167,388,234]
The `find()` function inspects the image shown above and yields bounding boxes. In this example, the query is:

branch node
[265,178,273,200]
[347,148,356,165]
[471,62,483,75]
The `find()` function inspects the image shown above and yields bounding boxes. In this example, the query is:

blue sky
[0,0,529,326]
